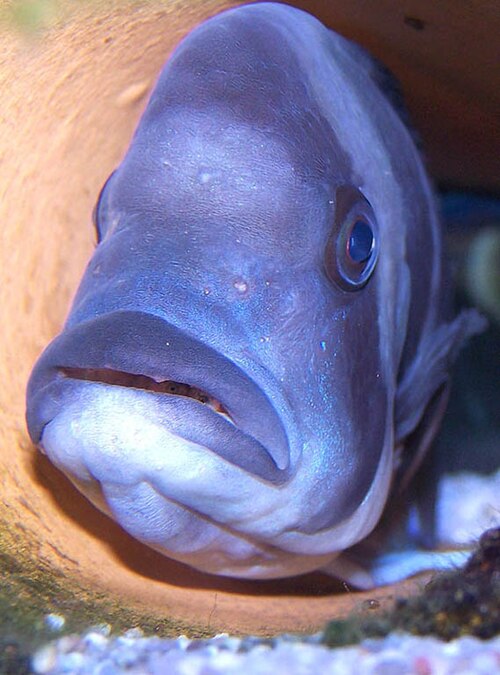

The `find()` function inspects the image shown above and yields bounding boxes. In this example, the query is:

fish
[25,2,485,587]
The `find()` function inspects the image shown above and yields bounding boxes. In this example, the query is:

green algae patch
[322,527,500,647]
[0,514,213,669]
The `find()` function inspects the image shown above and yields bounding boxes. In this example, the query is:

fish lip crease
[26,309,292,483]
[58,366,235,421]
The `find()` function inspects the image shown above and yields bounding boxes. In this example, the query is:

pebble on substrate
[31,644,57,674]
[82,630,108,653]
[43,614,66,632]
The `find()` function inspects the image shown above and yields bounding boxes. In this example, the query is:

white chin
[40,381,394,577]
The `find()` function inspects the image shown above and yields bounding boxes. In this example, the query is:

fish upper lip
[26,310,291,483]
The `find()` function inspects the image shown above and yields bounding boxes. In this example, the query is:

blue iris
[348,220,374,263]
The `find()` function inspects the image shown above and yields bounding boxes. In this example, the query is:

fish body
[26,3,483,585]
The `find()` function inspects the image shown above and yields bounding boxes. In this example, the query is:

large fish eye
[325,186,379,291]
[92,170,116,244]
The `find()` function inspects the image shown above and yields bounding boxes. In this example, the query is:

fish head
[26,3,429,579]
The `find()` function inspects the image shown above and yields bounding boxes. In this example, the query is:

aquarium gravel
[32,627,500,674]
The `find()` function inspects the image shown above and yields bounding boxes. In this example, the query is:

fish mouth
[26,310,291,483]
[61,367,234,421]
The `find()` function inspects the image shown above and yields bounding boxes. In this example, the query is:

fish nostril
[232,277,249,294]
[60,367,234,421]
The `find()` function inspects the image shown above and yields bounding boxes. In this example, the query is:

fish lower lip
[49,377,285,481]
[60,367,234,422]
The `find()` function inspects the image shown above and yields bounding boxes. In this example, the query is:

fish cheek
[347,285,388,476]
[300,286,388,534]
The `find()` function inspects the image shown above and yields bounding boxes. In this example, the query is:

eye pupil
[348,220,374,263]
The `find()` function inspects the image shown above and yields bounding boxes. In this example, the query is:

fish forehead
[108,116,334,262]
[140,0,404,201]
[103,5,361,255]
[141,3,352,172]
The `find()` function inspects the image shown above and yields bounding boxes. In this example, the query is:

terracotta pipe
[1,0,496,635]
